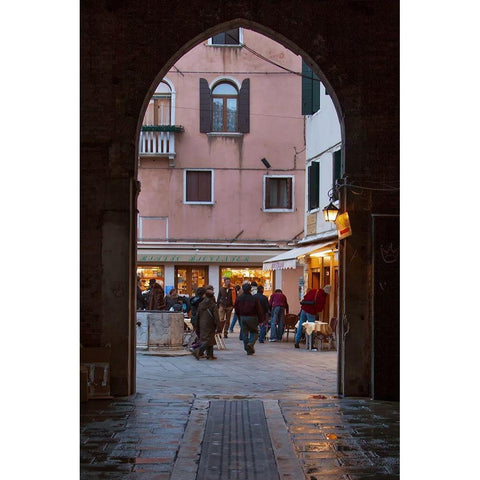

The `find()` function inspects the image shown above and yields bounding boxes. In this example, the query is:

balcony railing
[138,125,184,163]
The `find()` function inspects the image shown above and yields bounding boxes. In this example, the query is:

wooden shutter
[302,61,320,115]
[199,78,212,133]
[186,171,212,202]
[238,79,250,133]
[332,151,342,200]
[308,162,320,210]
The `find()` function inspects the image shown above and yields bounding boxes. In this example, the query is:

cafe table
[295,320,332,350]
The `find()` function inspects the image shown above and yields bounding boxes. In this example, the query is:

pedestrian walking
[253,285,270,343]
[234,282,264,355]
[294,285,331,348]
[228,285,242,334]
[269,289,289,342]
[189,287,206,352]
[192,286,221,360]
[217,277,237,337]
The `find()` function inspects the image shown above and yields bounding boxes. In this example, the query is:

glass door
[175,266,208,297]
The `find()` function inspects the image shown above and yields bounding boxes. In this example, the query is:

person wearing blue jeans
[294,286,330,348]
[268,289,289,342]
[294,309,316,346]
[234,282,265,355]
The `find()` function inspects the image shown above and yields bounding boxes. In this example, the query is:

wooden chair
[319,317,338,350]
[283,313,299,341]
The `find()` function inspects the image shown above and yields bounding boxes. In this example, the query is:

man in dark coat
[217,277,236,338]
[192,286,221,360]
[234,282,264,355]
[189,287,206,351]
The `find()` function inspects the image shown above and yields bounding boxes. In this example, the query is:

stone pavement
[80,327,399,479]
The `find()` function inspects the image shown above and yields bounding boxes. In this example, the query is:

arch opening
[134,23,345,397]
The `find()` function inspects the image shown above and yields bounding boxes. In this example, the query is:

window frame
[184,169,215,205]
[208,28,243,46]
[211,81,239,132]
[263,175,295,212]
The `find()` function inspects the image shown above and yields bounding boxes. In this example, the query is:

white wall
[305,83,341,160]
[304,81,342,237]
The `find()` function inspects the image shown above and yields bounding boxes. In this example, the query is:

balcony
[138,125,184,167]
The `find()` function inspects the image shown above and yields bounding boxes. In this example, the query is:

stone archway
[80,1,399,399]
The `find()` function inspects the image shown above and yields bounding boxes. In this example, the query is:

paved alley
[80,330,399,479]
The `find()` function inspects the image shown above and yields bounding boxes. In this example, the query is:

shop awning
[262,241,336,270]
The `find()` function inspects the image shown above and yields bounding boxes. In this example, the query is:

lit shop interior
[137,265,274,298]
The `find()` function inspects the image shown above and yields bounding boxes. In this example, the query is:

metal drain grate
[196,400,280,480]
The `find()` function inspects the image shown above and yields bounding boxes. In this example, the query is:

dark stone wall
[80,0,399,398]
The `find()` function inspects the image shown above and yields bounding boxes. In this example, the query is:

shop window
[210,29,242,45]
[137,266,165,292]
[220,267,274,298]
[264,176,294,211]
[308,162,320,211]
[184,170,214,204]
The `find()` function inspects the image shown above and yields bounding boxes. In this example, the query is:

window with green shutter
[308,162,320,211]
[301,60,320,115]
[332,150,342,200]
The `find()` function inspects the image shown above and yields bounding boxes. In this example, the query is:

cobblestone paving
[80,329,399,478]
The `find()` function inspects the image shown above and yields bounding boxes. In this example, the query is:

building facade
[137,28,306,302]
[264,63,342,322]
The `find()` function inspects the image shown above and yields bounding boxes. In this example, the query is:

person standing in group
[228,285,242,334]
[253,285,270,343]
[294,285,331,348]
[188,286,206,352]
[234,282,264,355]
[148,280,167,311]
[192,285,221,360]
[165,288,183,312]
[217,277,237,338]
[136,277,146,310]
[145,279,156,308]
[269,288,289,342]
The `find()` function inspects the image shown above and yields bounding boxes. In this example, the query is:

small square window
[264,176,293,211]
[185,170,213,204]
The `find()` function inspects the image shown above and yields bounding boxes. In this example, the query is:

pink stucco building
[136,28,306,303]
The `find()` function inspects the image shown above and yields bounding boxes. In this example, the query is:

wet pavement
[80,328,399,479]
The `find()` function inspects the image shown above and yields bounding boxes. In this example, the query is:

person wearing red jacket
[294,285,331,348]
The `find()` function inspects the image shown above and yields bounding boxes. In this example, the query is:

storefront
[137,245,284,299]
[263,239,338,323]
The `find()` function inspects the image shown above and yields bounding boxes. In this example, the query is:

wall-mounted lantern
[322,202,339,222]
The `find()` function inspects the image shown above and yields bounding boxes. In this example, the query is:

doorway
[175,266,209,296]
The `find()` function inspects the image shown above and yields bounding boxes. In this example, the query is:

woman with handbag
[294,285,331,349]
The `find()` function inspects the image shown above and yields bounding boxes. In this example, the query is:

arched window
[212,82,238,132]
[143,81,172,126]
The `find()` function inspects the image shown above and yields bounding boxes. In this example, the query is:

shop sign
[138,254,252,263]
[335,212,352,240]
